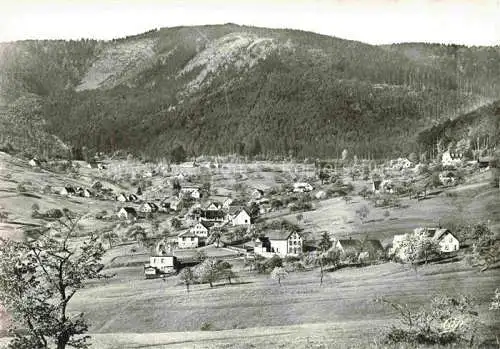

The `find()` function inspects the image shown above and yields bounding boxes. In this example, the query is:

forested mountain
[1,24,499,160]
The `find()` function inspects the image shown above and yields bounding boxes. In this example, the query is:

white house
[190,221,214,239]
[423,228,460,253]
[441,150,463,168]
[254,230,303,257]
[117,207,138,221]
[148,255,177,274]
[177,231,199,249]
[180,186,201,199]
[293,182,313,193]
[139,202,159,213]
[231,208,251,226]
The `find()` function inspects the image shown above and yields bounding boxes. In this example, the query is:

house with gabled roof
[230,207,251,226]
[200,208,226,223]
[139,202,159,213]
[118,207,138,221]
[421,227,459,253]
[60,185,76,197]
[190,221,214,239]
[177,231,199,249]
[335,238,363,257]
[255,230,303,257]
[180,186,201,199]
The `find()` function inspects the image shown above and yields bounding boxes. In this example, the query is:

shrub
[200,322,213,331]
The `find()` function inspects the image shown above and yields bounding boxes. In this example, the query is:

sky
[0,0,499,46]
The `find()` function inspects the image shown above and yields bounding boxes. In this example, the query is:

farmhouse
[118,207,138,221]
[361,239,385,260]
[177,231,199,249]
[190,221,214,239]
[139,202,159,213]
[230,208,251,226]
[180,186,201,199]
[60,186,76,196]
[148,255,177,274]
[422,228,460,253]
[254,230,303,257]
[442,150,463,167]
[335,238,363,257]
[293,182,313,193]
[200,209,226,223]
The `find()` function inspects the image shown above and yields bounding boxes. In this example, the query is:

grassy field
[63,259,499,348]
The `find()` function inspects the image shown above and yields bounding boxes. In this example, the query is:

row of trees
[179,258,236,291]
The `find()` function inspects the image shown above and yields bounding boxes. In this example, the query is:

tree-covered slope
[1,24,499,159]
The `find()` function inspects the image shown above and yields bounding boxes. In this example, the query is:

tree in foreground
[0,217,110,349]
[179,268,195,293]
[377,294,479,346]
[270,267,288,286]
[393,229,440,273]
[195,258,220,288]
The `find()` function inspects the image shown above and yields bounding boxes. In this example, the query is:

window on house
[182,237,186,241]
[161,258,164,263]
[191,237,195,241]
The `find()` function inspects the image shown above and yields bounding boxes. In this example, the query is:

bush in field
[270,267,288,286]
[393,229,441,272]
[179,267,195,293]
[355,205,370,223]
[377,294,479,346]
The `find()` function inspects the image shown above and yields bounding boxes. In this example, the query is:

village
[0,144,499,348]
[14,148,498,280]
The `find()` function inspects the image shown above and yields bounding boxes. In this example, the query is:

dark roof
[201,210,226,219]
[337,239,363,253]
[121,207,137,215]
[265,230,300,240]
[424,228,453,241]
[362,239,384,252]
[372,180,382,190]
[199,221,215,229]
[65,186,76,193]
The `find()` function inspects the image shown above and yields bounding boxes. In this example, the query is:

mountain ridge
[0,24,499,159]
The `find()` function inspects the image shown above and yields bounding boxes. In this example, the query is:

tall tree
[0,217,110,349]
